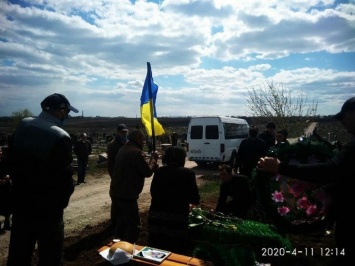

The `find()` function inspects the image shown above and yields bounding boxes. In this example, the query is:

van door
[203,117,221,161]
[188,117,221,163]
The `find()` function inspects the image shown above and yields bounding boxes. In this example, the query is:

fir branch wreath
[188,208,292,265]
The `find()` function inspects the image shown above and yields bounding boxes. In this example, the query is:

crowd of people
[0,93,354,265]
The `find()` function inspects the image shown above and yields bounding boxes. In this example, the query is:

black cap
[117,124,128,132]
[266,121,276,129]
[41,93,78,113]
[334,97,355,120]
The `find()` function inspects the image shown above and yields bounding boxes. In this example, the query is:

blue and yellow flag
[140,62,165,136]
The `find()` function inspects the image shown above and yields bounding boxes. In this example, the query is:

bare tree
[12,108,34,126]
[246,80,318,137]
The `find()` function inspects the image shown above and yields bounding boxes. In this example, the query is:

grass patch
[198,176,220,208]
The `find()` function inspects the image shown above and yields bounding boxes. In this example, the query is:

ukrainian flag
[140,62,165,136]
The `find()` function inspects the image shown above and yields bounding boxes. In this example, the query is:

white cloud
[0,0,354,118]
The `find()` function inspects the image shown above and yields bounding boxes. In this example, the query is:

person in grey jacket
[110,129,158,243]
[7,93,78,266]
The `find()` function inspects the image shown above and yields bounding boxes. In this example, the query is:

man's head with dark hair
[277,129,288,138]
[218,164,233,182]
[163,146,186,167]
[334,97,355,120]
[249,126,259,138]
[276,129,288,143]
[266,121,276,129]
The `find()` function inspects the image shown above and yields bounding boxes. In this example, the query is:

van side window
[190,125,203,139]
[206,125,219,139]
[224,123,249,139]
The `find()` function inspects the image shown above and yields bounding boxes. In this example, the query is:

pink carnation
[297,196,311,209]
[306,205,318,216]
[272,191,284,202]
[277,206,290,216]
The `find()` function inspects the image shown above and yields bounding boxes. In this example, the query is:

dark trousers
[77,157,88,183]
[111,198,141,243]
[7,211,64,266]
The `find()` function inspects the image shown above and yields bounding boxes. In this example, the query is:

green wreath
[188,208,292,265]
[253,139,336,234]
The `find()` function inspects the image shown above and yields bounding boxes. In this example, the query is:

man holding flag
[140,62,165,151]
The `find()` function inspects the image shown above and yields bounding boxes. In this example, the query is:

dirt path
[304,122,318,136]
[63,159,211,237]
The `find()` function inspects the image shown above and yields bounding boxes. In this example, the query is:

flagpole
[147,62,156,151]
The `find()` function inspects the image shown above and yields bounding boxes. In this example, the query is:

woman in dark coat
[148,147,200,254]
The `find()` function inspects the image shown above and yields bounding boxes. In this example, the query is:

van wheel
[229,154,237,168]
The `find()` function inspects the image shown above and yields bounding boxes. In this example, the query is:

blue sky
[0,0,354,118]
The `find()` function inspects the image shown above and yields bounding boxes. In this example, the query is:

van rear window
[206,125,219,139]
[190,125,203,139]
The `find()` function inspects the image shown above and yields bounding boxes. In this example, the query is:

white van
[186,116,249,166]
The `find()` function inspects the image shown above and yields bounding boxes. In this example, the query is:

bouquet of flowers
[254,139,336,233]
[270,175,333,225]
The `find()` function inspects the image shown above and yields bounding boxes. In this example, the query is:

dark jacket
[148,165,200,253]
[150,166,200,215]
[109,141,153,200]
[236,137,268,177]
[73,139,91,160]
[258,131,275,149]
[10,112,75,216]
[215,174,253,218]
[107,136,126,178]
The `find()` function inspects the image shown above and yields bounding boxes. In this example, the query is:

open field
[1,116,351,145]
